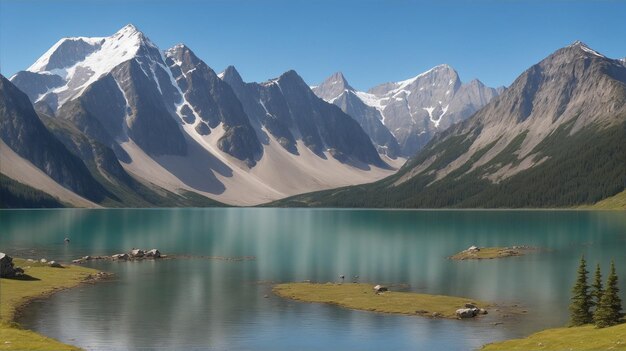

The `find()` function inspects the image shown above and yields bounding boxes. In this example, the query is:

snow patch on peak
[27,37,104,72]
[388,64,456,94]
[25,24,164,109]
[569,40,605,58]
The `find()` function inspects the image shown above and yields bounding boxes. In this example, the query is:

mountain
[6,24,397,206]
[312,73,401,158]
[273,41,626,208]
[314,66,500,157]
[0,73,222,208]
[220,66,387,168]
[0,74,107,206]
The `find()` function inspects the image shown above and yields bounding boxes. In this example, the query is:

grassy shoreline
[273,282,489,319]
[0,258,104,350]
[481,323,626,350]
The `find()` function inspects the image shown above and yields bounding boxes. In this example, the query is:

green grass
[273,282,488,319]
[450,247,527,260]
[580,189,626,210]
[481,323,626,350]
[0,258,99,350]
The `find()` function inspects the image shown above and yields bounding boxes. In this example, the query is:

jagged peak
[220,65,244,85]
[467,78,486,87]
[566,40,605,58]
[397,64,458,85]
[165,42,197,58]
[116,23,140,35]
[320,71,354,91]
[166,43,188,52]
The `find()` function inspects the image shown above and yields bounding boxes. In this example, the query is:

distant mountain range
[1,25,623,208]
[313,66,502,157]
[274,41,626,208]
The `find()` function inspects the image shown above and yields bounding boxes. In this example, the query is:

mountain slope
[272,42,626,208]
[0,74,109,204]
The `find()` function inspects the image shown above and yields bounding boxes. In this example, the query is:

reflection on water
[1,209,625,351]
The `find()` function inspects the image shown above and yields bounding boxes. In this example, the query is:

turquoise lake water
[1,209,625,350]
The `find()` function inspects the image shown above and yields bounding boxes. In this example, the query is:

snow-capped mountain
[314,65,500,156]
[6,25,398,206]
[312,73,401,158]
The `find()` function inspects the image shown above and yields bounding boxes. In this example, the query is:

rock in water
[456,308,480,318]
[145,249,161,258]
[129,249,144,258]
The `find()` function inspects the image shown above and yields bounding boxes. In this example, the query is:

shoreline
[0,258,110,350]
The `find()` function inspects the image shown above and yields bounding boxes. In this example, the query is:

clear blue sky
[1,0,624,90]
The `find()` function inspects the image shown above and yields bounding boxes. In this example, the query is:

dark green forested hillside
[0,174,65,208]
[271,120,625,208]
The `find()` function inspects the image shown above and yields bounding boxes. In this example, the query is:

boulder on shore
[0,253,24,278]
[373,285,388,293]
[49,261,63,268]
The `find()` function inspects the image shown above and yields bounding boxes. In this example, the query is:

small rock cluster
[84,271,113,282]
[72,248,165,264]
[32,258,63,268]
[455,303,488,319]
[0,253,24,278]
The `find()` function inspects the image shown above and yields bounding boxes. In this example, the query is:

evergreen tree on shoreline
[569,255,593,326]
[594,261,624,328]
[591,263,604,308]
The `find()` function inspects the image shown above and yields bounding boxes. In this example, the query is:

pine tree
[591,263,604,308]
[594,261,624,328]
[569,255,593,326]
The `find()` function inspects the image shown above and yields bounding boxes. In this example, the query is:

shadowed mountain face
[164,44,261,166]
[314,66,500,157]
[0,75,108,201]
[221,67,386,168]
[273,42,626,208]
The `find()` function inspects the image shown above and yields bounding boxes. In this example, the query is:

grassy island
[481,323,626,350]
[450,246,535,260]
[273,282,488,319]
[0,258,102,350]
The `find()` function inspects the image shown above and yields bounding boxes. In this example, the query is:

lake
[1,209,625,350]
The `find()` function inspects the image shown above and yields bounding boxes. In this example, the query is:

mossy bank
[0,258,104,350]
